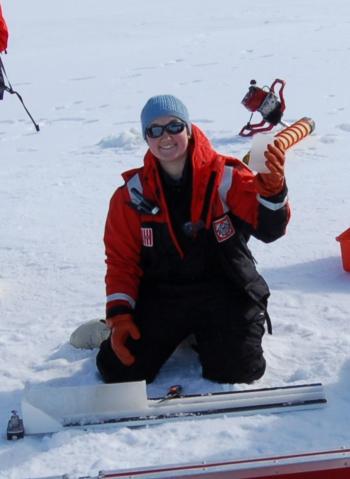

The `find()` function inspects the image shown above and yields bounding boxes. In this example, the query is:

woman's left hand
[255,140,286,196]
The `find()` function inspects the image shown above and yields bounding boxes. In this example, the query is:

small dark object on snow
[167,384,183,398]
[7,410,24,440]
[158,384,184,403]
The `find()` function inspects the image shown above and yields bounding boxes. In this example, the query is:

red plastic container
[336,228,350,272]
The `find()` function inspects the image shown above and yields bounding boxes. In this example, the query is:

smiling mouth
[160,144,176,150]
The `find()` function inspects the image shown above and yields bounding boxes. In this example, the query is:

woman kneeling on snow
[73,95,290,384]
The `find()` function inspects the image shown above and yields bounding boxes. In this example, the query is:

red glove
[106,314,141,366]
[254,140,286,197]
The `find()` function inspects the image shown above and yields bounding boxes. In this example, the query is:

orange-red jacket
[104,125,290,318]
[0,5,8,53]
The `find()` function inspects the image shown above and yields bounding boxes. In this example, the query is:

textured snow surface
[1,0,350,478]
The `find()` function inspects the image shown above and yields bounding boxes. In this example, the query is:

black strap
[200,171,217,224]
[0,56,40,131]
[265,308,272,334]
[0,67,4,100]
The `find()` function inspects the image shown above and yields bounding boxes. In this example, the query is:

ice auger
[239,78,288,137]
[239,78,316,168]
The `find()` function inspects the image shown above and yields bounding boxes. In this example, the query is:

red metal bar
[101,448,350,479]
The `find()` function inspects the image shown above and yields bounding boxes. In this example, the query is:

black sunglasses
[146,120,186,139]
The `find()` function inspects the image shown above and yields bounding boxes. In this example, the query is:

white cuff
[257,194,288,211]
[106,293,135,308]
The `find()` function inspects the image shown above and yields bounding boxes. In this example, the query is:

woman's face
[146,116,190,165]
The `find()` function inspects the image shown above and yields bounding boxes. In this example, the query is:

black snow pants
[96,280,266,384]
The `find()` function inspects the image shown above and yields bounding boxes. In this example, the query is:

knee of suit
[96,339,160,384]
[202,354,266,384]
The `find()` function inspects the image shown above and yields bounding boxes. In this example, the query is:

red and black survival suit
[97,125,290,384]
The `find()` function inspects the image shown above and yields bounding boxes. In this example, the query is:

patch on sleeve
[213,215,235,243]
[141,227,153,247]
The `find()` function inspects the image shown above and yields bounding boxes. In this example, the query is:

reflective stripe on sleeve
[106,293,136,308]
[218,166,234,213]
[126,174,143,203]
[257,194,288,211]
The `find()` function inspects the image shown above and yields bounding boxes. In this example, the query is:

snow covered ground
[1,0,350,477]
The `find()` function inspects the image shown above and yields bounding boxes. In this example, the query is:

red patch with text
[213,215,235,243]
[141,227,153,247]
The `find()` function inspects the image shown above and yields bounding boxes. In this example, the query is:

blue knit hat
[141,94,191,139]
